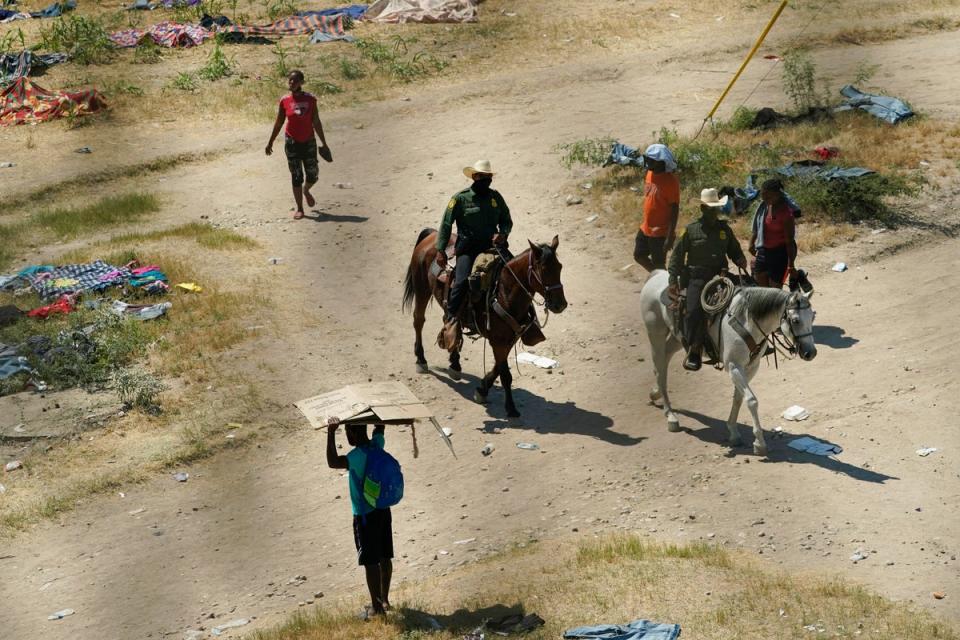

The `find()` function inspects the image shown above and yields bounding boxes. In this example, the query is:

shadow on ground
[306,210,369,223]
[813,325,859,349]
[676,409,899,484]
[427,368,642,447]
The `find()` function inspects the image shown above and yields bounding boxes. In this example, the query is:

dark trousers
[448,250,481,319]
[684,277,708,350]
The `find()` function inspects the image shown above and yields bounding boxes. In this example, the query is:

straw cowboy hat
[699,187,729,207]
[463,159,495,179]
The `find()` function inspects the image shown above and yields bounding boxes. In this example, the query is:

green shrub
[784,172,922,225]
[315,81,342,95]
[198,41,235,81]
[133,39,163,64]
[555,136,615,169]
[39,15,115,65]
[338,56,365,80]
[168,72,198,92]
[113,366,167,414]
[782,49,828,113]
[724,106,758,132]
[657,127,739,188]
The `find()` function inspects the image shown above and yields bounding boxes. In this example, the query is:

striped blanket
[110,21,211,48]
[223,13,344,36]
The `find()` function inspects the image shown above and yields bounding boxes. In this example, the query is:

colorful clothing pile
[109,21,211,48]
[128,264,169,294]
[222,13,344,36]
[28,260,132,299]
[0,77,106,126]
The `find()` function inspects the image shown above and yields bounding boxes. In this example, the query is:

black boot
[683,347,702,371]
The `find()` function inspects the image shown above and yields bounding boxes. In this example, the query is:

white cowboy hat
[699,187,729,207]
[463,159,495,179]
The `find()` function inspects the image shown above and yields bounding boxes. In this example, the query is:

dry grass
[0,223,275,536]
[3,0,956,131]
[250,534,959,640]
[570,111,955,255]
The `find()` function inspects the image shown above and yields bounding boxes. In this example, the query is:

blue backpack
[358,446,404,510]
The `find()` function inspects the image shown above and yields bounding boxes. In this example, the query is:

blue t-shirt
[345,432,385,515]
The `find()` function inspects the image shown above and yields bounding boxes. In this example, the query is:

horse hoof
[449,368,461,381]
[649,389,662,403]
[415,362,429,374]
[729,437,743,448]
[753,444,768,457]
[667,419,681,433]
[473,390,488,404]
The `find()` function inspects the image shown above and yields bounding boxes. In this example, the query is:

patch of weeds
[339,56,365,80]
[38,15,116,65]
[263,0,298,21]
[113,366,167,414]
[853,59,880,86]
[356,37,395,65]
[198,41,235,81]
[315,81,342,95]
[0,27,26,52]
[271,41,302,79]
[555,136,615,169]
[106,79,145,96]
[133,39,163,64]
[657,127,739,189]
[591,37,607,48]
[168,71,199,92]
[785,172,922,225]
[31,193,160,240]
[723,106,757,132]
[782,48,829,112]
[108,222,257,249]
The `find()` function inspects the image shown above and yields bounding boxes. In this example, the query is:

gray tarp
[364,0,477,23]
[834,84,914,125]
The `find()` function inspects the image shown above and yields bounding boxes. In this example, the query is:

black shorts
[753,246,789,285]
[284,136,319,187]
[353,508,394,566]
[634,231,666,269]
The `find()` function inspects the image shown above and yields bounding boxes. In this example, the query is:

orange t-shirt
[640,171,680,238]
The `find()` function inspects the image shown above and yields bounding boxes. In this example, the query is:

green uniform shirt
[668,216,746,282]
[435,186,513,252]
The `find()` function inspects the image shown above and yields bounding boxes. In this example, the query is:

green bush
[168,72,198,92]
[39,15,115,65]
[782,49,828,113]
[339,57,365,80]
[784,172,922,225]
[657,127,739,189]
[113,366,167,414]
[555,136,615,169]
[198,41,235,81]
[724,106,758,132]
[133,39,163,64]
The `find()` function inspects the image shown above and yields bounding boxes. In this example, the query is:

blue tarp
[772,160,875,181]
[835,84,914,125]
[29,0,75,18]
[298,4,367,20]
[564,619,681,640]
[606,141,645,167]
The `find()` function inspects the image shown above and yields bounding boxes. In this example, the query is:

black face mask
[472,178,492,194]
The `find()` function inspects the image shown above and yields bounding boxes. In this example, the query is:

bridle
[494,245,564,309]
[772,293,813,355]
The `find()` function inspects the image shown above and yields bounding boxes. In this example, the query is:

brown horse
[402,229,568,417]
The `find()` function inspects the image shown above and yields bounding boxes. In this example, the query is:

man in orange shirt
[633,144,680,272]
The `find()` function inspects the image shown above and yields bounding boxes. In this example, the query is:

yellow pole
[705,0,789,121]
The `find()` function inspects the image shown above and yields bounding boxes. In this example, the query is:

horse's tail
[402,227,436,313]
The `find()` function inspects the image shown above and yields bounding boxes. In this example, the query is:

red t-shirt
[280,92,317,143]
[762,200,797,249]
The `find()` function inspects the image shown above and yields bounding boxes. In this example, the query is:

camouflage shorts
[284,136,319,186]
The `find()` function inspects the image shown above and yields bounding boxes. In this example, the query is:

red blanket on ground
[0,77,106,126]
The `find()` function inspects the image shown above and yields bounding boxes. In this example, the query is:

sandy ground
[2,22,960,640]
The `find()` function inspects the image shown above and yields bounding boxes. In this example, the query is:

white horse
[639,270,817,456]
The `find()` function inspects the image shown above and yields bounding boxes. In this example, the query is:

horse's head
[781,291,817,361]
[528,235,567,314]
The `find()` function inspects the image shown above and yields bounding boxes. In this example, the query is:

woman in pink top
[265,70,332,219]
[748,179,800,287]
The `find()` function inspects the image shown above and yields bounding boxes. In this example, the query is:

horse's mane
[729,287,791,322]
[509,243,554,267]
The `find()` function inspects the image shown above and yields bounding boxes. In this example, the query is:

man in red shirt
[634,144,680,272]
[265,70,332,219]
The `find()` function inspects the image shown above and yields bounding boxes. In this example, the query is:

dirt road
[2,26,959,640]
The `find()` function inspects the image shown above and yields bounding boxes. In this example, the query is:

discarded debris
[585,214,599,223]
[173,471,189,482]
[211,618,250,636]
[565,195,583,205]
[850,550,868,562]
[47,608,75,620]
[933,591,947,600]
[788,436,842,457]
[782,405,810,421]
[454,537,476,545]
[832,262,848,272]
[4,460,23,472]
[74,146,92,154]
[268,257,283,265]
[0,483,5,493]
[481,443,494,456]
[916,447,938,457]
[176,282,203,293]
[517,352,559,369]
[442,427,453,437]
[516,442,540,451]
[128,507,146,516]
